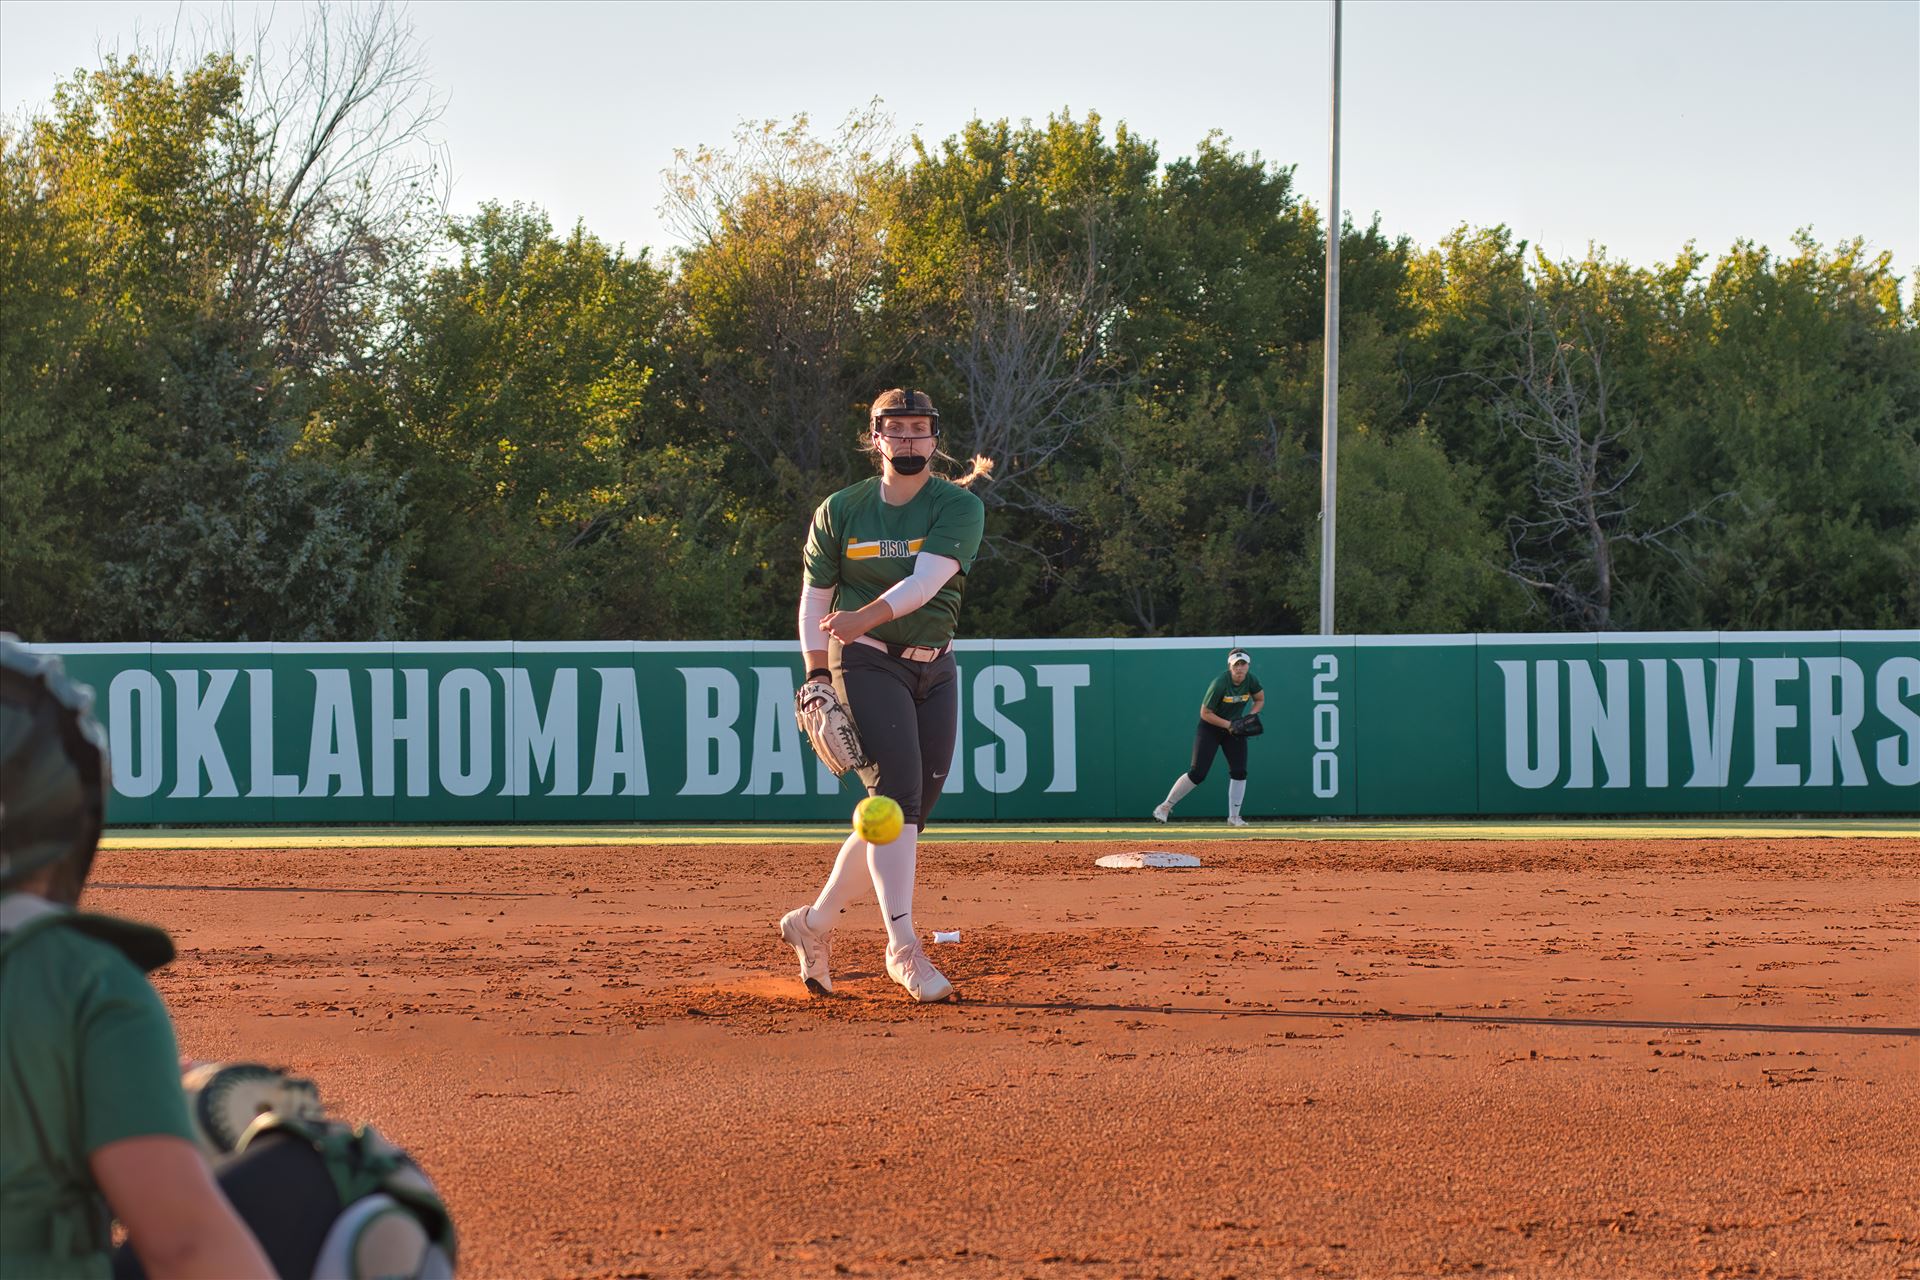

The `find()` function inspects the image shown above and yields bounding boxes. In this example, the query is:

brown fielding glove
[796,679,869,776]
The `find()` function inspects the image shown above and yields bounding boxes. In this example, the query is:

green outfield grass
[97,817,1919,849]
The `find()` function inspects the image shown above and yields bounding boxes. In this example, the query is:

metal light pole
[1318,0,1342,636]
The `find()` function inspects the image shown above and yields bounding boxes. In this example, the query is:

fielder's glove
[1231,713,1264,737]
[796,678,870,777]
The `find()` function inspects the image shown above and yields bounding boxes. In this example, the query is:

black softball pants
[1187,720,1248,784]
[831,640,957,830]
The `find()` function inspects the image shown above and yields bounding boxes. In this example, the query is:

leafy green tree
[1657,236,1920,627]
[1399,225,1539,516]
[1130,134,1319,405]
[0,124,112,634]
[342,203,762,639]
[1,24,434,641]
[89,378,413,642]
[664,107,902,488]
[1059,386,1318,635]
[1290,423,1521,633]
[0,55,256,637]
[7,31,1914,645]
[889,113,1160,512]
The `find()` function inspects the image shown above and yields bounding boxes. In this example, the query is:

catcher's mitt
[796,679,869,777]
[1231,713,1264,737]
[181,1061,326,1165]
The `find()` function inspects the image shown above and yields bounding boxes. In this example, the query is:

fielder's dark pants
[831,640,958,830]
[1187,721,1248,785]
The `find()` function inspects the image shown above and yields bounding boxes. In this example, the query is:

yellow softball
[853,794,904,844]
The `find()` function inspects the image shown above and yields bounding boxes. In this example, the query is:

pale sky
[3,0,1916,288]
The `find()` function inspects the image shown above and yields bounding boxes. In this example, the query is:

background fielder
[1154,647,1265,826]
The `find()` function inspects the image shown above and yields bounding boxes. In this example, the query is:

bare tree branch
[176,1,448,371]
[942,200,1128,520]
[1489,293,1724,629]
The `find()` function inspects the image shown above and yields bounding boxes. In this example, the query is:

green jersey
[0,896,193,1280]
[803,475,986,650]
[1202,670,1263,722]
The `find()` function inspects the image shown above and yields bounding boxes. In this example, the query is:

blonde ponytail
[942,453,996,489]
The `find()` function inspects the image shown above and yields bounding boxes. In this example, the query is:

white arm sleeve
[798,582,834,655]
[875,553,961,619]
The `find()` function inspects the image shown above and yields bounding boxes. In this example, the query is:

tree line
[4,7,1915,643]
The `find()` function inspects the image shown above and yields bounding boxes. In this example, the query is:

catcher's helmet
[869,388,940,429]
[0,635,109,895]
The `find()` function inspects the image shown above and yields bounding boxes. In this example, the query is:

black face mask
[889,453,930,476]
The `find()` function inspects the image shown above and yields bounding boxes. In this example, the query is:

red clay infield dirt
[89,835,1917,1279]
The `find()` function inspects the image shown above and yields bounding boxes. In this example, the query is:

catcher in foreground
[783,388,991,1003]
[1153,647,1266,826]
[0,636,455,1280]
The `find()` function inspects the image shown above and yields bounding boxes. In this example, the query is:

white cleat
[778,907,834,995]
[885,940,955,1003]
[1227,814,1249,828]
[1152,803,1172,823]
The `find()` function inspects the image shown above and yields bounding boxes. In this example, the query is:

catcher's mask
[869,388,940,476]
[0,635,109,903]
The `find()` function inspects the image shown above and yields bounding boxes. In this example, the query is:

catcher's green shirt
[804,476,986,649]
[1201,670,1263,722]
[0,895,194,1279]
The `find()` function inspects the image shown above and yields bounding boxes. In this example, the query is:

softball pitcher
[1153,647,1266,826]
[778,388,990,1003]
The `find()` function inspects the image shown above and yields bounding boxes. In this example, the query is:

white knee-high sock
[868,826,919,951]
[807,831,868,930]
[1228,778,1247,819]
[1163,774,1197,809]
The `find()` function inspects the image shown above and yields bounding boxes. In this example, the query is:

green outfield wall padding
[34,633,1919,825]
